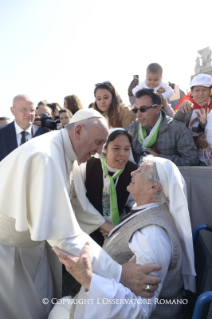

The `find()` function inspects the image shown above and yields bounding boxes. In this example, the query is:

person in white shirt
[0,109,161,319]
[51,156,196,319]
[128,63,174,117]
[0,94,48,161]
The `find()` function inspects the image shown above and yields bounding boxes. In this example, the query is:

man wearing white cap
[0,109,161,319]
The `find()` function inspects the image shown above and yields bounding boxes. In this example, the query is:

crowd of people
[0,62,211,319]
[2,63,212,167]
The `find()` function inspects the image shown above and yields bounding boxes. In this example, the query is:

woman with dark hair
[64,95,83,115]
[94,82,136,128]
[79,128,137,246]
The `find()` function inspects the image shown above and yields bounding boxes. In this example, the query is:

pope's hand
[53,243,161,297]
[121,257,161,298]
[53,242,92,290]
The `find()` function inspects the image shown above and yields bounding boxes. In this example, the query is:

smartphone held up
[133,75,139,82]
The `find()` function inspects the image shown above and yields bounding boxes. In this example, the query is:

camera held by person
[39,113,57,130]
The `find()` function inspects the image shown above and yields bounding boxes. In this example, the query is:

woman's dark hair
[135,88,161,105]
[94,83,121,127]
[104,130,132,150]
[64,95,83,115]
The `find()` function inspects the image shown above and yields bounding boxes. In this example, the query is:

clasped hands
[53,242,161,298]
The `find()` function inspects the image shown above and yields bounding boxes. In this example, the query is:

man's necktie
[20,131,28,145]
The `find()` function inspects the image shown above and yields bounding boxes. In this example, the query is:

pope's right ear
[74,124,83,140]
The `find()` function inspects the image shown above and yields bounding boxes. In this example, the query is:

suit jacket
[0,121,48,161]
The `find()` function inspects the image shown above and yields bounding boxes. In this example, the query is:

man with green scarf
[125,89,199,166]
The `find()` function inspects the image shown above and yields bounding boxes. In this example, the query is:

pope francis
[0,109,160,319]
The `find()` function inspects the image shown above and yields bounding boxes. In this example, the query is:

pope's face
[76,124,109,163]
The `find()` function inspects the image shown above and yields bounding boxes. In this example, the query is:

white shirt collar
[60,128,77,162]
[109,203,160,237]
[131,202,157,210]
[14,121,32,135]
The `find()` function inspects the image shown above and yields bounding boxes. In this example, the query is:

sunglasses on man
[132,104,158,114]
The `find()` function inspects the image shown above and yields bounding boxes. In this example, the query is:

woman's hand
[196,108,207,127]
[99,222,114,237]
[179,101,193,113]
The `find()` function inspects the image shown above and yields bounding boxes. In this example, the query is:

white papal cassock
[0,128,120,319]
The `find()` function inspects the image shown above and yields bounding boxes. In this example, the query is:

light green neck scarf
[138,112,162,148]
[101,157,125,225]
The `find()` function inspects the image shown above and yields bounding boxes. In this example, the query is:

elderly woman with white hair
[51,156,196,319]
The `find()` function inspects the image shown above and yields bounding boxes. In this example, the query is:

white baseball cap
[190,74,212,88]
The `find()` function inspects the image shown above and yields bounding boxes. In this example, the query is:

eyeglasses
[132,104,157,114]
[95,81,111,87]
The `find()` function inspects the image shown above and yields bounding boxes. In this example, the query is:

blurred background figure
[47,102,62,120]
[59,108,72,127]
[36,104,52,117]
[64,95,83,115]
[0,117,11,126]
[167,82,185,110]
[37,100,48,108]
[0,94,47,161]
[88,102,94,109]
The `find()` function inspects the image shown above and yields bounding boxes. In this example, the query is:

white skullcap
[190,74,212,88]
[69,109,105,124]
[152,157,196,292]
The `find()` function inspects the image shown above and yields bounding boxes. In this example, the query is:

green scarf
[138,112,162,148]
[101,157,125,225]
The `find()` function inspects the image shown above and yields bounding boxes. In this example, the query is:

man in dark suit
[0,94,48,161]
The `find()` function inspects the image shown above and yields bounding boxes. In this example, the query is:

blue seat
[185,224,212,319]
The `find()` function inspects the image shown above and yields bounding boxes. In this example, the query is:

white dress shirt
[14,121,32,146]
